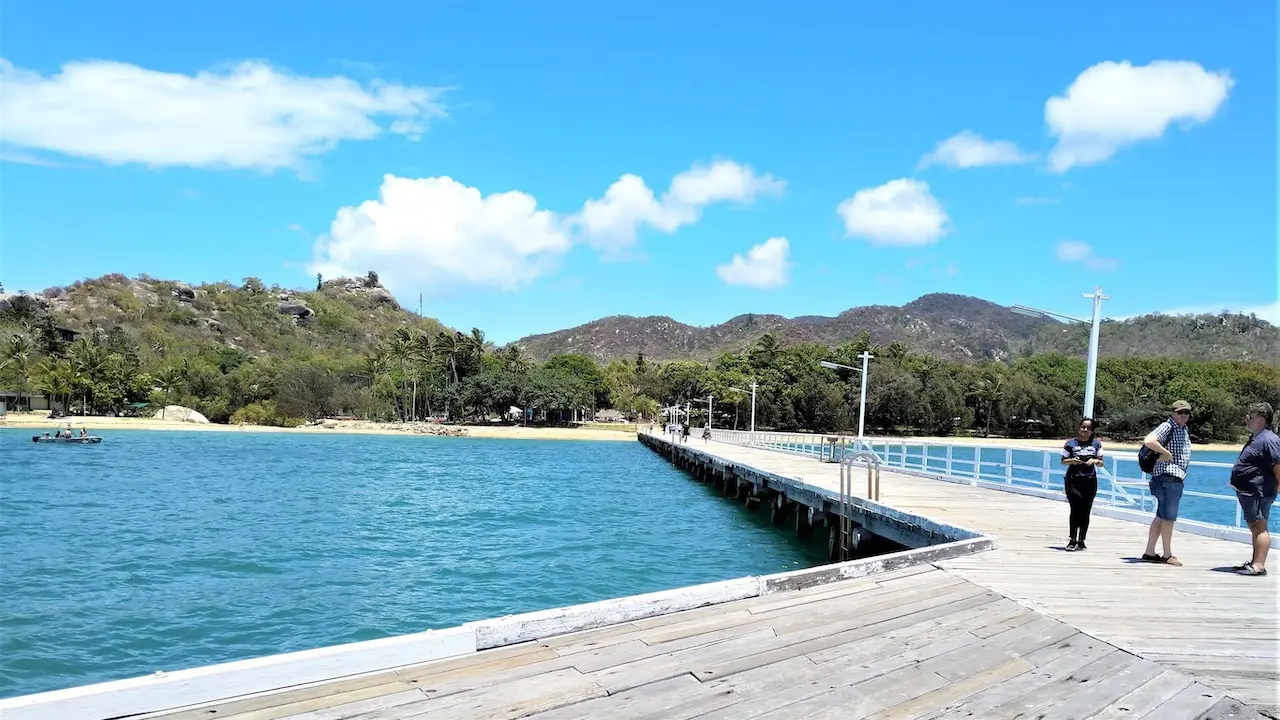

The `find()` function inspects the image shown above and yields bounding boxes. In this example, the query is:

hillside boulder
[157,405,210,423]
[276,301,315,320]
[172,284,198,303]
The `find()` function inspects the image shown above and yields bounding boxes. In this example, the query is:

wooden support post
[769,493,789,526]
[795,505,814,540]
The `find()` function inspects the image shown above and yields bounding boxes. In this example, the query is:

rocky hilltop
[0,272,444,359]
[513,293,1278,364]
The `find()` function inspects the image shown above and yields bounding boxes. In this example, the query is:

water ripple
[0,429,825,698]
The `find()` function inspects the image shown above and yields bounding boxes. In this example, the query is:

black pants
[1065,475,1098,542]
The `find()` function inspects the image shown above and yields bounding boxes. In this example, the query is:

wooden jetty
[4,431,1274,720]
[131,564,1262,720]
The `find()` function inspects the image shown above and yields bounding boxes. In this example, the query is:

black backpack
[1137,420,1170,473]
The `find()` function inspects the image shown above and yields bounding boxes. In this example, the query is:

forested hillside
[1,273,1276,442]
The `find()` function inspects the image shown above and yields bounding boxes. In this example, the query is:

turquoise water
[0,429,826,699]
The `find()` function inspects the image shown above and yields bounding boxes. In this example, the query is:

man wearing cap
[1141,400,1193,566]
[1229,402,1279,577]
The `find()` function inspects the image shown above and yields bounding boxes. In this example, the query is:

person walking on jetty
[1141,400,1193,566]
[1230,402,1279,577]
[1061,418,1103,551]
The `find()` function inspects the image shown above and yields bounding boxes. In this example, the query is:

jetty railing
[705,428,1247,529]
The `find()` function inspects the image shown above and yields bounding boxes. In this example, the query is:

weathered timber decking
[651,433,1279,716]
[146,565,1262,720]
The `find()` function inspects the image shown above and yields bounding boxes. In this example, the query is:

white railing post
[945,445,953,475]
[1041,451,1051,490]
[1004,449,1013,485]
[972,448,980,486]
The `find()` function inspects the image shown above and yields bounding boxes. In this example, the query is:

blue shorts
[1236,487,1277,525]
[1149,474,1184,521]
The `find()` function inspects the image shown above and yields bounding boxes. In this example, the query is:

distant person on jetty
[1061,418,1103,551]
[1141,400,1193,566]
[1230,402,1279,577]
[702,425,711,443]
[682,423,690,444]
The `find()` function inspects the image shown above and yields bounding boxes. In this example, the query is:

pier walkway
[146,565,1259,720]
[645,432,1279,715]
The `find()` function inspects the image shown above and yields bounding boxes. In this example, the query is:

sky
[0,1,1276,344]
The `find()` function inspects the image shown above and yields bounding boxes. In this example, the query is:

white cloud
[1054,241,1118,271]
[0,58,446,172]
[716,237,791,289]
[572,160,784,256]
[309,174,571,298]
[918,130,1036,169]
[1045,60,1233,173]
[837,179,950,246]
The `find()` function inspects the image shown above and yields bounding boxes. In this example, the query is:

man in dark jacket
[1230,402,1279,577]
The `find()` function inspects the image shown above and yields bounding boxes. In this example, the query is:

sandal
[1162,556,1183,566]
[1236,564,1267,576]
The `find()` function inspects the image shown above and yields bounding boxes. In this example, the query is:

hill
[513,293,1278,365]
[0,272,445,361]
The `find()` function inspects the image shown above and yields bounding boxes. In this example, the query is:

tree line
[3,315,1276,443]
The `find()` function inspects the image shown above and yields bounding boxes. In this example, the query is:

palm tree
[388,329,413,420]
[410,334,435,421]
[468,328,489,361]
[154,365,186,419]
[35,358,78,415]
[69,338,108,415]
[437,331,463,386]
[2,334,33,411]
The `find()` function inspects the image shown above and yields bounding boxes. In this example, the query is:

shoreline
[2,415,1246,452]
[0,415,638,442]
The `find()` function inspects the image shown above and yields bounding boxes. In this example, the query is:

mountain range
[512,293,1278,365]
[2,276,1275,367]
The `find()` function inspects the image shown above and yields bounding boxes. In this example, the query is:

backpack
[1137,420,1171,473]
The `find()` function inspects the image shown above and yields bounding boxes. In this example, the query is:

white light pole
[728,382,759,444]
[820,350,874,439]
[1012,286,1109,419]
[692,394,714,429]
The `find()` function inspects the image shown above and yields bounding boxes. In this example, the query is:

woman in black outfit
[1061,418,1103,551]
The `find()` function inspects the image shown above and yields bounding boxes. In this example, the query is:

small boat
[32,435,103,444]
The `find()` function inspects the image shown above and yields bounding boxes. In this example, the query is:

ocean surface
[0,429,828,699]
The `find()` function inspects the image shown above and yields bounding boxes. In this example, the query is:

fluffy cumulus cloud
[310,175,571,297]
[0,58,446,171]
[917,130,1036,169]
[1045,60,1233,173]
[572,160,785,256]
[715,237,791,289]
[1054,241,1118,271]
[837,179,950,246]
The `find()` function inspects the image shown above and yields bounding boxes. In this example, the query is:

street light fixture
[1011,286,1109,419]
[727,382,759,444]
[820,351,874,440]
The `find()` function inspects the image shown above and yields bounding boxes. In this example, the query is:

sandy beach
[1,413,638,442]
[4,413,1246,452]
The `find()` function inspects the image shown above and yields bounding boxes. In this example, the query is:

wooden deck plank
[653,436,1279,712]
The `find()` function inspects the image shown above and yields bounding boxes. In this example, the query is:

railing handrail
[704,427,1246,529]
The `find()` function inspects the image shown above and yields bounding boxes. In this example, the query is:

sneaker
[1076,541,1087,551]
[1065,541,1078,552]
[1141,553,1163,563]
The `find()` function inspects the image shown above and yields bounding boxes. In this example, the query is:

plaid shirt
[1152,418,1191,480]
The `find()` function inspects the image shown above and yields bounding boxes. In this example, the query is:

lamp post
[727,382,759,444]
[820,351,874,440]
[692,394,714,429]
[1012,286,1109,419]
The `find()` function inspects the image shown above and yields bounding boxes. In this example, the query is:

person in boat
[42,432,51,440]
[1061,417,1103,551]
[80,427,88,438]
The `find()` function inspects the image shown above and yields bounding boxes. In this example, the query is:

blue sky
[1,1,1275,343]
